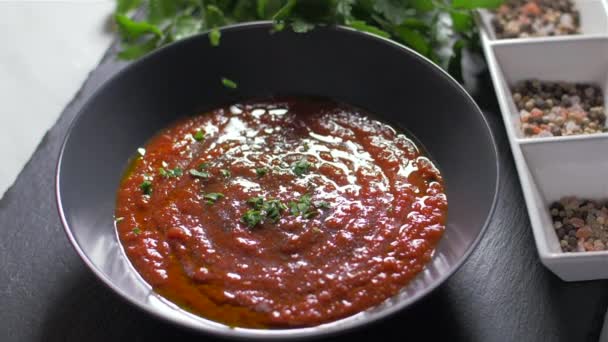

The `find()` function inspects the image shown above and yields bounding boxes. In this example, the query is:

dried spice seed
[512,80,606,138]
[550,197,608,252]
[492,0,580,39]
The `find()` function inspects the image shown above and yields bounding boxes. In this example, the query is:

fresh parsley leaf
[132,227,142,235]
[194,130,205,141]
[255,167,268,177]
[291,19,315,33]
[209,28,221,46]
[452,0,503,9]
[172,15,202,41]
[205,5,227,27]
[139,180,152,195]
[336,0,355,20]
[394,26,431,56]
[242,210,263,227]
[148,0,177,25]
[222,77,238,89]
[450,10,474,33]
[257,0,268,18]
[347,20,390,38]
[373,0,415,25]
[292,158,312,177]
[203,192,224,204]
[272,0,296,21]
[220,169,231,178]
[189,169,210,178]
[115,14,162,40]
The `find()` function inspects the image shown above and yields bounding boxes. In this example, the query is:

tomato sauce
[115,97,447,328]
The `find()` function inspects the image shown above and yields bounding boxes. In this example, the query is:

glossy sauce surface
[115,98,447,328]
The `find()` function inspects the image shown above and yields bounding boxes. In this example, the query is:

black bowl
[56,22,499,339]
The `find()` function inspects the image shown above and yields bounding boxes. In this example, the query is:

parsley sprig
[114,0,502,79]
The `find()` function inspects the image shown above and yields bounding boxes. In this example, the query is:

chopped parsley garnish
[189,163,210,178]
[137,147,146,156]
[289,193,316,219]
[247,196,265,210]
[221,77,238,89]
[193,130,205,141]
[132,227,141,235]
[255,167,268,177]
[242,196,288,227]
[302,142,310,151]
[220,169,231,178]
[159,167,183,178]
[264,199,288,223]
[292,158,313,177]
[242,210,263,228]
[203,192,224,204]
[189,169,210,178]
[139,180,152,195]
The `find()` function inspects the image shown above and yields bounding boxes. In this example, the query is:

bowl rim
[55,21,501,340]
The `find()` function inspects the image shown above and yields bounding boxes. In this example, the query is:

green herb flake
[221,77,238,89]
[209,28,221,46]
[132,227,142,235]
[292,158,313,177]
[247,196,265,210]
[204,192,224,204]
[189,169,211,179]
[139,180,152,195]
[289,193,317,219]
[312,226,322,233]
[255,167,268,177]
[115,217,124,222]
[242,210,263,228]
[159,167,182,178]
[194,130,205,141]
[264,199,287,223]
[220,169,231,178]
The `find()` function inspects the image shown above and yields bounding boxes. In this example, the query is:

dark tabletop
[1,42,607,342]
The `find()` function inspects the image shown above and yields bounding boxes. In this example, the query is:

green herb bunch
[115,0,502,77]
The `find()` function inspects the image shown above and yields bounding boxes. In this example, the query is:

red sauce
[115,97,447,328]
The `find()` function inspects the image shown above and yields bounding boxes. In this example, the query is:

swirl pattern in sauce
[115,97,447,328]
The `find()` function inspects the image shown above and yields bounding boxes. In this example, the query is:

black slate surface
[1,43,607,342]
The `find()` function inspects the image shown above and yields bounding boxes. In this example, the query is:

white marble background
[0,0,113,198]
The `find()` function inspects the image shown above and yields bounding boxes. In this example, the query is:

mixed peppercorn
[511,80,607,137]
[551,197,608,252]
[492,0,580,39]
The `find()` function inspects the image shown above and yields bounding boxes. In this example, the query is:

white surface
[477,2,608,284]
[0,0,114,198]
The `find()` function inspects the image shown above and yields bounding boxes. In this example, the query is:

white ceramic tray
[477,0,608,281]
